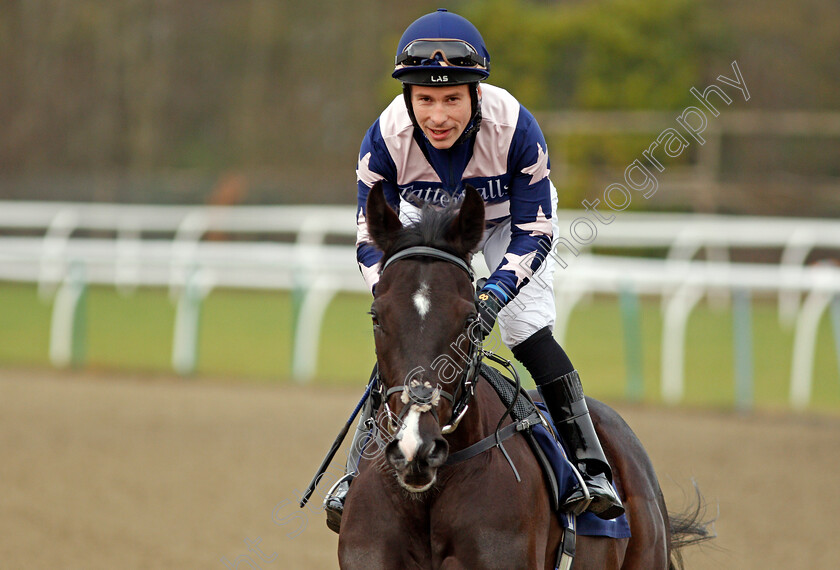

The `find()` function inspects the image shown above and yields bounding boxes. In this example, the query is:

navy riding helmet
[393,9,491,144]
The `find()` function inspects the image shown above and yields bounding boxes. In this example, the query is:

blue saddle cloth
[533,402,632,539]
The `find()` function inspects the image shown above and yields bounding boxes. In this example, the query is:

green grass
[0,284,53,365]
[562,294,840,411]
[1,282,839,411]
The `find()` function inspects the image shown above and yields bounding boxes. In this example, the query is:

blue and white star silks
[355,84,554,301]
[521,142,550,185]
[499,251,539,288]
[516,205,552,237]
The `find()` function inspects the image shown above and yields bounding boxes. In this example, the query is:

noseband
[376,246,482,436]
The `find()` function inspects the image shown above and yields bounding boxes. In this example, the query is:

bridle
[375,245,482,436]
[373,244,537,479]
[298,245,529,511]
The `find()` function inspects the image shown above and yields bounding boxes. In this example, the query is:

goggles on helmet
[395,39,487,69]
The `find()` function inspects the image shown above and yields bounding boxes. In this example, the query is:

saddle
[479,363,568,511]
[479,363,632,540]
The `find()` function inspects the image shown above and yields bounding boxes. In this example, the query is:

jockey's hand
[474,286,503,341]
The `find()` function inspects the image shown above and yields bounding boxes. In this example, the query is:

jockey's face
[410,84,477,149]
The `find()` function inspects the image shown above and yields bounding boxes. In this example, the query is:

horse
[338,182,711,569]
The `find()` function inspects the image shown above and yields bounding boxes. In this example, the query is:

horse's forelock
[381,202,466,266]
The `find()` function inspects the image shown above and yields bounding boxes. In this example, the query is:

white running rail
[1,200,839,410]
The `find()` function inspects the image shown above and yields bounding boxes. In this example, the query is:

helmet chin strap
[402,82,482,147]
[457,82,482,145]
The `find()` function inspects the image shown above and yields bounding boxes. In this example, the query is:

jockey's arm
[480,112,554,306]
[355,123,400,294]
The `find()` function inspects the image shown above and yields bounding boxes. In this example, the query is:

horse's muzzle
[385,437,449,492]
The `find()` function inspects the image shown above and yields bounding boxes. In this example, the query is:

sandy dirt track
[1,368,838,569]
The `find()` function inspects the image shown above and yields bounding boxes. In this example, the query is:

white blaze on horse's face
[413,282,431,319]
[396,380,441,473]
[398,407,423,463]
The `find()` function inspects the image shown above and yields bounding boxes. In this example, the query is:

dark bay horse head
[365,181,485,493]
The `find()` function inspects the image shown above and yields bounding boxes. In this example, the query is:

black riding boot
[323,389,375,534]
[511,327,624,520]
[324,474,354,533]
[539,370,625,520]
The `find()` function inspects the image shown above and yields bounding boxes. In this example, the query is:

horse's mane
[380,202,466,267]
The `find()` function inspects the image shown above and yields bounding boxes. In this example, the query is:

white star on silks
[356,152,383,186]
[499,251,538,287]
[515,205,552,237]
[521,142,550,186]
[355,152,370,182]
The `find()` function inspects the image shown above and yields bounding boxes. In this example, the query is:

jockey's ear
[446,184,484,256]
[366,181,403,253]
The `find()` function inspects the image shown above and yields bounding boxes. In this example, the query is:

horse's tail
[667,481,716,570]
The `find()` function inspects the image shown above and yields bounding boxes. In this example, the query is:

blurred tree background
[1,0,838,214]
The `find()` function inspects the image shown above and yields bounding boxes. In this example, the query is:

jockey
[324,8,624,530]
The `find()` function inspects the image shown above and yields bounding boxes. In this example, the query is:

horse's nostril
[424,438,449,467]
[386,441,408,470]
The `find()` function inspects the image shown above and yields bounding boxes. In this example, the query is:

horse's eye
[368,310,380,328]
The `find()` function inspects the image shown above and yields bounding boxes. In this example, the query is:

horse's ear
[366,181,402,253]
[446,185,485,256]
